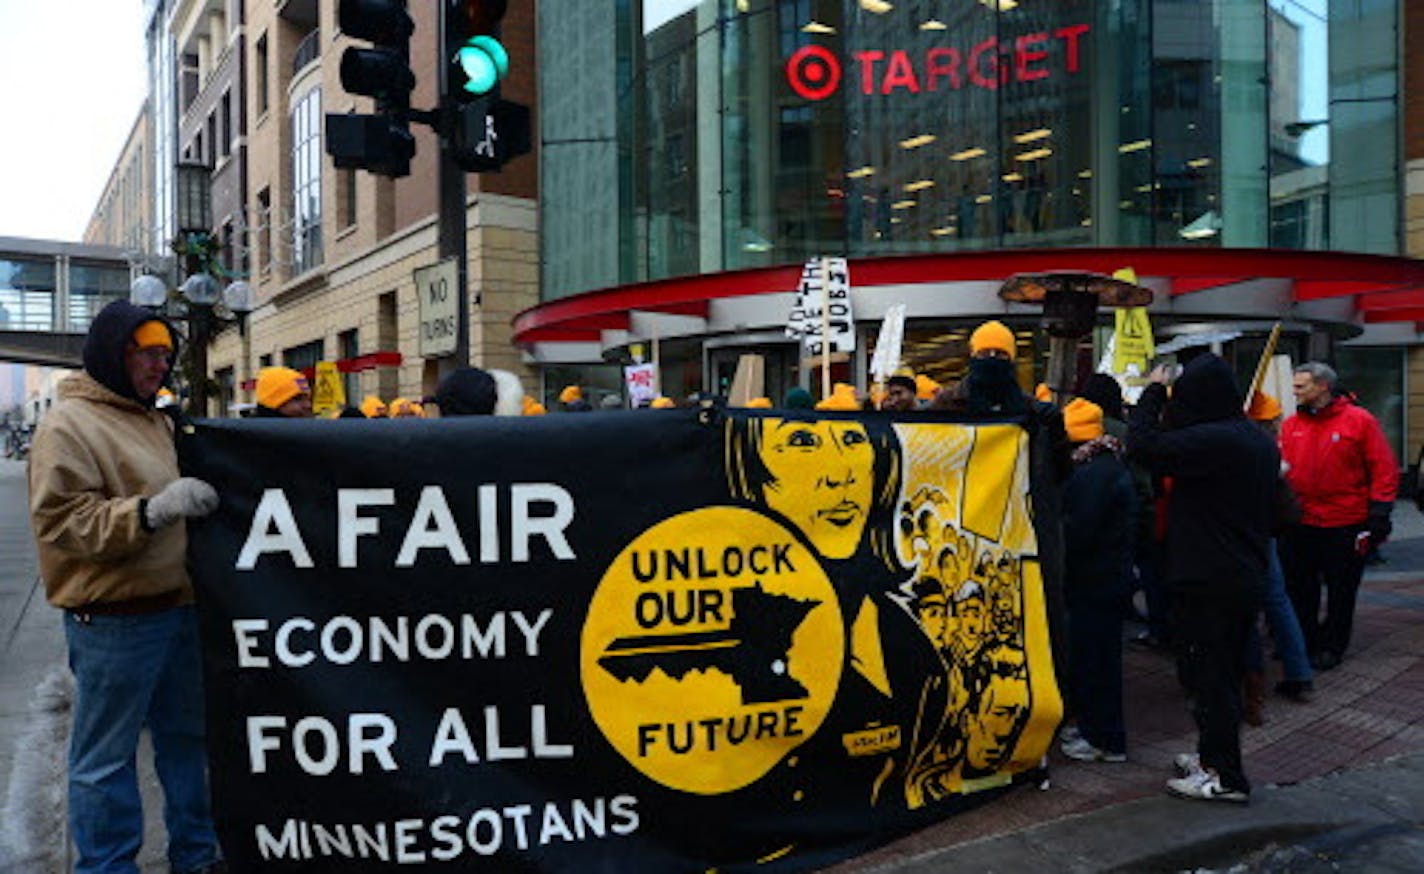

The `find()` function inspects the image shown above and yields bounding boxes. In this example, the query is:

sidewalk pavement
[3,451,1422,872]
[0,459,165,873]
[828,506,1424,872]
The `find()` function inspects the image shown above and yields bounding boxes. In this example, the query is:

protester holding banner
[1129,355,1278,804]
[879,374,919,412]
[253,366,313,418]
[1059,399,1135,763]
[1278,362,1398,672]
[27,300,224,874]
[952,320,1072,722]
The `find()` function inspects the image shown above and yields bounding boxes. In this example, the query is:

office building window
[283,339,324,373]
[256,186,271,274]
[291,88,323,273]
[220,90,232,159]
[256,34,269,115]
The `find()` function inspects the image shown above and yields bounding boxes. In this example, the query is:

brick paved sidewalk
[831,567,1424,872]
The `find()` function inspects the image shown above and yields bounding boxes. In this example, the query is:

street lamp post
[130,272,253,415]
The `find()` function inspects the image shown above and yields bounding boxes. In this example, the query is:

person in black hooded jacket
[1128,354,1278,804]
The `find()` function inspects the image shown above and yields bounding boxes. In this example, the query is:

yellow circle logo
[582,507,843,795]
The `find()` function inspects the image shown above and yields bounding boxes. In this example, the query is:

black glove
[1366,500,1393,543]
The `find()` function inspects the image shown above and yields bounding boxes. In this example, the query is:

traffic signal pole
[330,0,527,373]
[438,0,471,370]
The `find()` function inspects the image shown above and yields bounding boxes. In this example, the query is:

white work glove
[144,477,220,530]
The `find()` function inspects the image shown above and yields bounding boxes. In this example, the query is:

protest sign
[181,410,1061,871]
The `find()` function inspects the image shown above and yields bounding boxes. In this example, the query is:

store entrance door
[708,345,799,405]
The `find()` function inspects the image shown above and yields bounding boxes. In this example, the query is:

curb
[858,752,1424,873]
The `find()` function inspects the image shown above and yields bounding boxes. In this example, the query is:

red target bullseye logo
[786,45,842,101]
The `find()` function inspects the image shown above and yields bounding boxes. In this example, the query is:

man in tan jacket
[29,299,223,874]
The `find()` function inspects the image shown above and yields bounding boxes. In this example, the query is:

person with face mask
[954,320,1073,731]
[28,300,224,873]
[962,320,1030,415]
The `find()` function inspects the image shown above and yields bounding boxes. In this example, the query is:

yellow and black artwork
[583,413,1060,818]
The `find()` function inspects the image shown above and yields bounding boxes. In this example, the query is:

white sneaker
[1165,768,1249,803]
[1059,724,1082,745]
[1060,735,1127,763]
[1173,752,1202,776]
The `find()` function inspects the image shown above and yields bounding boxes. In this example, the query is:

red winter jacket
[1279,396,1398,528]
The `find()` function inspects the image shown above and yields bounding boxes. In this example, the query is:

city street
[2,453,1423,872]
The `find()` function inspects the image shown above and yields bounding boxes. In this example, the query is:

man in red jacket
[1279,362,1398,671]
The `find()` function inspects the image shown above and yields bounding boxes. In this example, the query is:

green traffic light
[458,35,509,95]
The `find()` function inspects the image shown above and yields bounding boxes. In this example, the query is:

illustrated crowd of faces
[729,415,1044,809]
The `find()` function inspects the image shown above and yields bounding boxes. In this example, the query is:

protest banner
[180,409,1062,871]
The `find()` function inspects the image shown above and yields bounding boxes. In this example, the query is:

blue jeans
[65,606,220,874]
[1263,540,1312,683]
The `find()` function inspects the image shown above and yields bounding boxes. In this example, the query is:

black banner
[180,408,1062,871]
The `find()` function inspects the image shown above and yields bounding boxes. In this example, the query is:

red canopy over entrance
[513,248,1424,347]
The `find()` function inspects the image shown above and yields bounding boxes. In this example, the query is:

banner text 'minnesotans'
[234,485,577,570]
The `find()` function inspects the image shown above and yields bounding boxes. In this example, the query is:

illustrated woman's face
[759,419,875,559]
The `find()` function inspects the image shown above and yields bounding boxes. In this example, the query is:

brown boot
[1242,670,1266,726]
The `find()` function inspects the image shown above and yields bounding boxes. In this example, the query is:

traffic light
[444,0,529,172]
[326,0,416,177]
[448,0,509,102]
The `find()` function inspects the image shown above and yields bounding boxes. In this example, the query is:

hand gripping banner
[180,407,1062,872]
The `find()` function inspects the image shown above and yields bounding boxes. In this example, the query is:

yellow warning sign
[311,361,345,414]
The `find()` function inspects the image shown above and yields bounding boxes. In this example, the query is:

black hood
[82,299,177,404]
[1165,353,1242,428]
[435,367,497,416]
[1078,373,1124,421]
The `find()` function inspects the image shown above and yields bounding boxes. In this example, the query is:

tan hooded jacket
[28,372,192,609]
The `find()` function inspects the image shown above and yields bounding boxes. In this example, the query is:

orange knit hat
[255,367,309,410]
[815,383,862,411]
[1063,398,1104,442]
[915,373,941,401]
[969,320,1016,360]
[132,320,173,350]
[359,395,387,418]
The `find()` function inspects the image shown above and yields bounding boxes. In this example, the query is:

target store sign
[785,23,1090,101]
